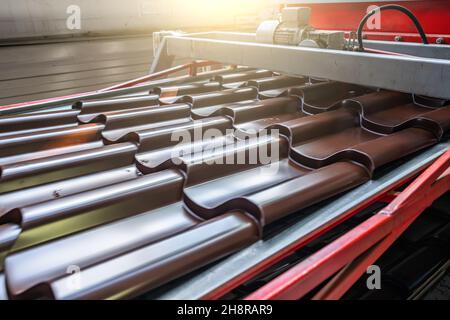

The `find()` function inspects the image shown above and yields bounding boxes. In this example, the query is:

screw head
[394,35,403,42]
[436,37,445,44]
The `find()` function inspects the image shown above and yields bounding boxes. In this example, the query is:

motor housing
[256,7,345,50]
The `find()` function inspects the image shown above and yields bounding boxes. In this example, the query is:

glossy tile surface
[1,69,449,299]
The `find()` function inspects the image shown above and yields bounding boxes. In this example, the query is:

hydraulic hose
[357,4,428,52]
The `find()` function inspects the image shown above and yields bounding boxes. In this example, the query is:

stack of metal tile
[0,68,449,300]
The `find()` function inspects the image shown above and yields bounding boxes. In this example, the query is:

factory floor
[0,35,154,106]
[0,34,448,300]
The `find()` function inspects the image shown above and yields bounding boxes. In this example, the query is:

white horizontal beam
[166,35,450,99]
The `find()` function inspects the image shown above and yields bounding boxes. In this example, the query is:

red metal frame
[202,166,425,300]
[245,149,450,300]
[288,1,450,44]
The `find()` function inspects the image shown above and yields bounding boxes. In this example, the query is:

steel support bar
[165,34,450,100]
[150,142,450,300]
[363,40,450,60]
[163,31,450,60]
[175,32,450,60]
[245,149,450,300]
[101,60,219,91]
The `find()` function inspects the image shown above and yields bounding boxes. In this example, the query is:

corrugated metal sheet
[0,68,449,299]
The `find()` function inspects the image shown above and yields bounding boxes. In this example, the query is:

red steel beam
[245,149,450,300]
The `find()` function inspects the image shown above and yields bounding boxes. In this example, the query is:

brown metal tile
[1,69,450,300]
[214,69,273,87]
[16,169,181,229]
[75,94,160,123]
[289,81,372,114]
[5,202,199,299]
[342,91,449,133]
[180,87,259,118]
[97,104,192,142]
[0,170,183,264]
[0,109,79,139]
[0,165,140,218]
[181,137,369,224]
[284,109,381,168]
[134,98,305,174]
[48,212,259,300]
[349,128,437,172]
[0,165,144,273]
[243,161,369,225]
[154,81,222,105]
[418,107,450,139]
[0,142,137,193]
[229,96,305,132]
[266,102,445,172]
[0,124,105,161]
[181,135,292,184]
[0,273,7,300]
[135,116,233,172]
[0,223,20,252]
[246,75,307,99]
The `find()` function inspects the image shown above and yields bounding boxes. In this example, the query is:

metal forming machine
[0,1,449,300]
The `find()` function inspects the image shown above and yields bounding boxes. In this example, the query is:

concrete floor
[0,35,154,106]
[425,274,450,300]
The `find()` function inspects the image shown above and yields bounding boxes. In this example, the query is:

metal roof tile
[0,68,449,299]
[75,95,160,123]
[49,212,259,300]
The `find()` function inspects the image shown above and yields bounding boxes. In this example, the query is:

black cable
[357,4,428,52]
